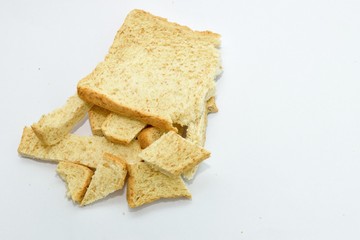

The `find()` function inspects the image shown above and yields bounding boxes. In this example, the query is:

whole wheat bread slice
[88,105,110,136]
[32,94,92,145]
[77,9,221,131]
[102,113,146,145]
[81,153,127,206]
[126,161,191,208]
[18,127,141,168]
[138,131,210,177]
[57,161,94,204]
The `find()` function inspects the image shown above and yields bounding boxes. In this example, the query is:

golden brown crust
[78,85,177,132]
[137,127,164,149]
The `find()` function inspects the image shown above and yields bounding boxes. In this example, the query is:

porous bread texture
[18,127,142,168]
[32,94,92,145]
[139,131,210,177]
[57,161,94,204]
[102,113,146,145]
[77,9,221,131]
[88,105,110,136]
[81,153,127,206]
[126,162,191,208]
[137,127,163,149]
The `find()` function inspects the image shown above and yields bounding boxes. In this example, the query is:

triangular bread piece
[57,161,94,204]
[102,113,146,145]
[88,105,110,136]
[81,153,127,206]
[18,127,142,168]
[138,131,210,177]
[127,162,191,208]
[77,9,221,131]
[32,94,92,145]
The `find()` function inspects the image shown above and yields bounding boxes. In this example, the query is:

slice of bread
[138,131,210,177]
[32,94,92,145]
[88,105,110,136]
[137,127,163,149]
[18,127,142,168]
[57,161,94,204]
[81,153,127,206]
[102,113,146,145]
[126,162,191,208]
[77,9,221,131]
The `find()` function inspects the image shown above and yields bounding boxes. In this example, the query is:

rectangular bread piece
[32,94,92,145]
[102,113,146,145]
[88,105,110,136]
[18,127,142,168]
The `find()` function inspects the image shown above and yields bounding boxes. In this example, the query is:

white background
[1,0,360,239]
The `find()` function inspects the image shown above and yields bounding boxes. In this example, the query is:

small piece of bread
[138,131,210,177]
[88,105,110,136]
[81,153,127,206]
[77,9,221,131]
[32,94,92,145]
[207,97,218,113]
[57,161,94,204]
[18,127,142,168]
[126,162,191,208]
[102,113,146,145]
[137,127,163,149]
[138,124,187,149]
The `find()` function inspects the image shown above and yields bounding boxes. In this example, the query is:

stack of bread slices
[18,9,222,208]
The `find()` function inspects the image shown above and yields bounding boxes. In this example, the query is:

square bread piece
[127,162,191,208]
[138,131,210,177]
[77,9,221,131]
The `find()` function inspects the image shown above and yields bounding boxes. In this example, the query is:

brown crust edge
[78,85,177,132]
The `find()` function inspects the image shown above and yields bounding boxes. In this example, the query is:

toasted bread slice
[77,9,221,131]
[18,127,141,168]
[31,94,92,145]
[81,153,127,206]
[138,131,210,177]
[126,162,191,208]
[88,105,110,136]
[137,127,163,149]
[102,113,146,145]
[57,161,94,204]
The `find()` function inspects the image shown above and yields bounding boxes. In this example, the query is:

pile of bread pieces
[18,9,222,208]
